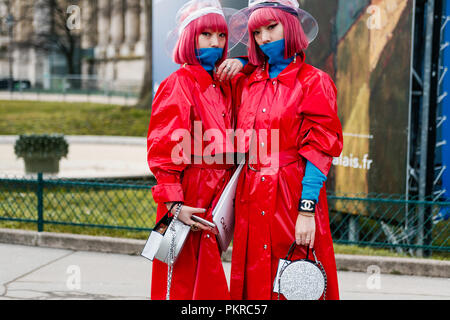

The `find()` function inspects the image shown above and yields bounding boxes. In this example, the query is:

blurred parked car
[0,78,31,90]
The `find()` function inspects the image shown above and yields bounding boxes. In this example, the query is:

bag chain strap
[310,249,327,300]
[317,259,327,300]
[277,259,291,300]
[166,203,183,300]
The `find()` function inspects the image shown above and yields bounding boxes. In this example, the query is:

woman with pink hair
[146,0,243,300]
[229,0,343,300]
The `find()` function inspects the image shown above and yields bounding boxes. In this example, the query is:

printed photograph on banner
[301,0,414,217]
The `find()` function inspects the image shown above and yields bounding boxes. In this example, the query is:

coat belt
[190,155,235,170]
[247,148,301,171]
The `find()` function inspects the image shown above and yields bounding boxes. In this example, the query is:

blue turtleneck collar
[260,39,294,79]
[196,48,223,76]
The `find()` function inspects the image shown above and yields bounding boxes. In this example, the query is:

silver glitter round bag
[277,242,327,300]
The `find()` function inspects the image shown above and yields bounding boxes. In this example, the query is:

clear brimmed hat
[165,0,241,56]
[228,0,319,47]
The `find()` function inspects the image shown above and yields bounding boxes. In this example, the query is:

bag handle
[162,202,182,221]
[285,241,318,263]
[152,202,183,232]
[167,201,182,216]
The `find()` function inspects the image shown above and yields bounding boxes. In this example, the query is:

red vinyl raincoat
[147,64,236,300]
[230,52,343,300]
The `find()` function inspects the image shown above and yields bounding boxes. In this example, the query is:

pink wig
[247,7,309,66]
[173,13,229,65]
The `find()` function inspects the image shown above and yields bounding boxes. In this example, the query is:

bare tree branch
[7,0,81,75]
[135,0,152,110]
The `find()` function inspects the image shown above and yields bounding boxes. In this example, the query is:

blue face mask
[259,39,286,64]
[259,39,294,78]
[196,47,224,72]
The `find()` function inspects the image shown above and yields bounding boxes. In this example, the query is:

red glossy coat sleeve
[231,62,255,153]
[298,72,343,176]
[231,61,255,110]
[147,74,192,204]
[231,73,245,121]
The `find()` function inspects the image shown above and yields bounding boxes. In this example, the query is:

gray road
[0,243,449,300]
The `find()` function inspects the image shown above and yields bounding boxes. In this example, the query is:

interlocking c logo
[300,200,315,212]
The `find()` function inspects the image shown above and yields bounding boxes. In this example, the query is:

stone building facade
[0,0,148,89]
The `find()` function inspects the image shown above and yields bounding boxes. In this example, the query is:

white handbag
[141,202,188,300]
[273,242,327,300]
[141,203,190,265]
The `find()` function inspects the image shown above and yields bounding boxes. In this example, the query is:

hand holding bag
[141,202,189,300]
[273,242,327,300]
[141,202,190,265]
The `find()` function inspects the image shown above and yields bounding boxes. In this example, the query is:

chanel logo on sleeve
[299,199,316,213]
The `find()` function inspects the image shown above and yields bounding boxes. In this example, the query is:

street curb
[0,228,144,256]
[0,228,449,278]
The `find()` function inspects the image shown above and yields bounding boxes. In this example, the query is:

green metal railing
[327,193,450,256]
[0,174,157,235]
[0,174,448,256]
[6,75,141,98]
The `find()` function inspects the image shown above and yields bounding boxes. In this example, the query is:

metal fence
[327,193,449,256]
[0,174,448,257]
[0,174,157,237]
[1,75,141,100]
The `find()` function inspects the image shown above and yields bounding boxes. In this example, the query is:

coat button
[222,112,225,117]
[272,81,276,85]
[261,142,265,147]
[263,244,268,250]
[261,177,265,182]
[261,211,265,216]
[212,84,216,88]
[262,108,266,113]
[206,234,210,238]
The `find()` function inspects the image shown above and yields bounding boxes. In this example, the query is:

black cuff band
[298,199,317,213]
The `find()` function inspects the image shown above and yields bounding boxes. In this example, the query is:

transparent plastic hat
[229,0,319,47]
[165,0,241,57]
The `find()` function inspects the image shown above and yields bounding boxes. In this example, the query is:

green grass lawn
[333,243,448,261]
[0,100,150,137]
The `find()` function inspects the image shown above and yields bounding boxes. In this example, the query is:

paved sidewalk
[1,243,449,300]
